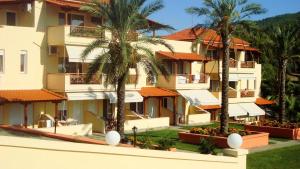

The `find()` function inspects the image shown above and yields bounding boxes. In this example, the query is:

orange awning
[157,51,212,61]
[139,87,178,97]
[0,89,66,103]
[256,98,275,105]
[198,105,221,110]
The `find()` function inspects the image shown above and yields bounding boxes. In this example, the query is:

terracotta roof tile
[139,87,178,97]
[162,28,258,52]
[0,89,66,103]
[157,51,212,61]
[256,98,275,105]
[198,105,221,110]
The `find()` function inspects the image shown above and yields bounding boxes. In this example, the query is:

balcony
[229,60,237,68]
[48,25,110,46]
[241,61,255,68]
[47,73,140,92]
[240,90,255,98]
[157,73,210,90]
[228,88,238,98]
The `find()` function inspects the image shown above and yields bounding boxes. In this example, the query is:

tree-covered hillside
[235,12,300,122]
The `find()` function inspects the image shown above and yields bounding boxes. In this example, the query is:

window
[164,61,173,74]
[177,62,184,74]
[91,16,102,25]
[229,81,237,89]
[6,12,16,26]
[103,99,112,120]
[210,80,219,92]
[20,50,27,73]
[0,50,4,73]
[67,14,84,26]
[230,50,236,60]
[163,98,168,108]
[130,102,143,115]
[58,13,66,25]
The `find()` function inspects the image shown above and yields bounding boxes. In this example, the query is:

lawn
[127,129,225,153]
[181,122,244,130]
[247,144,300,169]
[127,129,201,152]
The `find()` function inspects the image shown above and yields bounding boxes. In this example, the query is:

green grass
[247,145,300,169]
[181,122,244,130]
[127,129,223,153]
[127,129,201,152]
[269,137,290,142]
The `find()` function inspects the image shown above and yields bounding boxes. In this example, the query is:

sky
[148,0,300,35]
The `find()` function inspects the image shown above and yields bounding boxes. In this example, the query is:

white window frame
[0,49,4,73]
[20,50,28,73]
[6,11,17,26]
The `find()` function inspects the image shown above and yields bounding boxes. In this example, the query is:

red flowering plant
[253,120,299,129]
[190,127,252,137]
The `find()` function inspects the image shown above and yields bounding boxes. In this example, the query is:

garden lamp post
[132,126,138,147]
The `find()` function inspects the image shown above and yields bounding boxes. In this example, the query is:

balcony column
[158,98,162,118]
[143,97,148,118]
[53,102,59,134]
[203,62,207,83]
[173,96,178,125]
[23,103,29,128]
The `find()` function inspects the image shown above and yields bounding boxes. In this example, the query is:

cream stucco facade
[0,0,264,132]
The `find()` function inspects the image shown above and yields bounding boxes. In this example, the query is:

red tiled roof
[256,98,275,105]
[139,87,178,97]
[157,51,212,61]
[0,89,66,103]
[198,105,221,110]
[162,28,260,52]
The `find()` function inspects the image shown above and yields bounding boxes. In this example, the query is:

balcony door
[58,13,85,26]
[72,101,83,123]
[68,14,84,26]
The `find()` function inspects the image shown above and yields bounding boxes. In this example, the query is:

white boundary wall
[35,123,93,136]
[188,113,211,124]
[124,117,170,132]
[0,136,248,169]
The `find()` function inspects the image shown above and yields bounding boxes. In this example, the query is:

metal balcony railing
[70,26,105,39]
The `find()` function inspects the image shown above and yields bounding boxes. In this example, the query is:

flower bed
[178,127,269,149]
[245,125,300,140]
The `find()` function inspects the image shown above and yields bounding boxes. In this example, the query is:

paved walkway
[249,139,300,153]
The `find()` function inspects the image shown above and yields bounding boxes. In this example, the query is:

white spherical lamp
[227,133,243,149]
[105,131,121,146]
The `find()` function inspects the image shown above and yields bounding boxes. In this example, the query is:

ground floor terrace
[0,88,273,135]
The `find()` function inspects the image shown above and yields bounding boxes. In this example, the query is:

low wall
[245,125,300,140]
[187,113,211,125]
[36,124,93,136]
[0,136,248,169]
[124,117,170,132]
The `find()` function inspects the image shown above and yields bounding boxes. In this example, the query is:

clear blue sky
[148,0,300,35]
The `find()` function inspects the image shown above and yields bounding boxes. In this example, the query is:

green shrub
[157,137,176,150]
[198,137,217,155]
[138,135,153,149]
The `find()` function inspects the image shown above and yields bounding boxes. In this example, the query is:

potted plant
[157,137,176,151]
[198,137,217,155]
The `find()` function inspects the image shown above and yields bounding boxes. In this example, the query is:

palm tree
[80,0,173,139]
[268,25,299,123]
[186,0,265,134]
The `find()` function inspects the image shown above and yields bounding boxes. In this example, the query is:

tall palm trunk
[220,32,230,135]
[278,58,287,123]
[116,73,127,139]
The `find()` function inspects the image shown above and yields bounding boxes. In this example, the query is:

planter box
[245,125,300,140]
[178,132,269,149]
